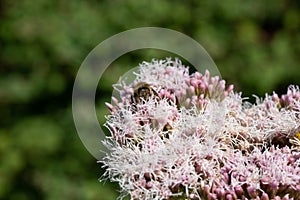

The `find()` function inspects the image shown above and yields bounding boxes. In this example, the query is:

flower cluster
[101,58,300,200]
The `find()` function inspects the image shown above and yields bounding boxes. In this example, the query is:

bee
[131,82,176,139]
[132,82,160,104]
[162,123,173,139]
[289,131,300,150]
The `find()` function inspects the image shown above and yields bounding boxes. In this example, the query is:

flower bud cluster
[101,58,300,200]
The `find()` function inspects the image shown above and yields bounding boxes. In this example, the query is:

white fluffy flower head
[101,58,300,200]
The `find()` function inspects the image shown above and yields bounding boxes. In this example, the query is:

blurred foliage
[0,0,300,199]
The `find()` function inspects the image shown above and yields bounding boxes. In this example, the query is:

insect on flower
[131,82,174,137]
[132,82,160,104]
[102,59,300,200]
[289,131,300,150]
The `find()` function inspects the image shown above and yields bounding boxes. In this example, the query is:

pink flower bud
[261,193,269,200]
[194,71,202,79]
[246,186,258,198]
[145,181,153,189]
[234,185,243,196]
[225,194,233,200]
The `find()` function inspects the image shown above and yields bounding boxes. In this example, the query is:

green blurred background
[1,0,300,199]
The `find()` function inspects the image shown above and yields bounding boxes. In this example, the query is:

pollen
[295,131,300,140]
